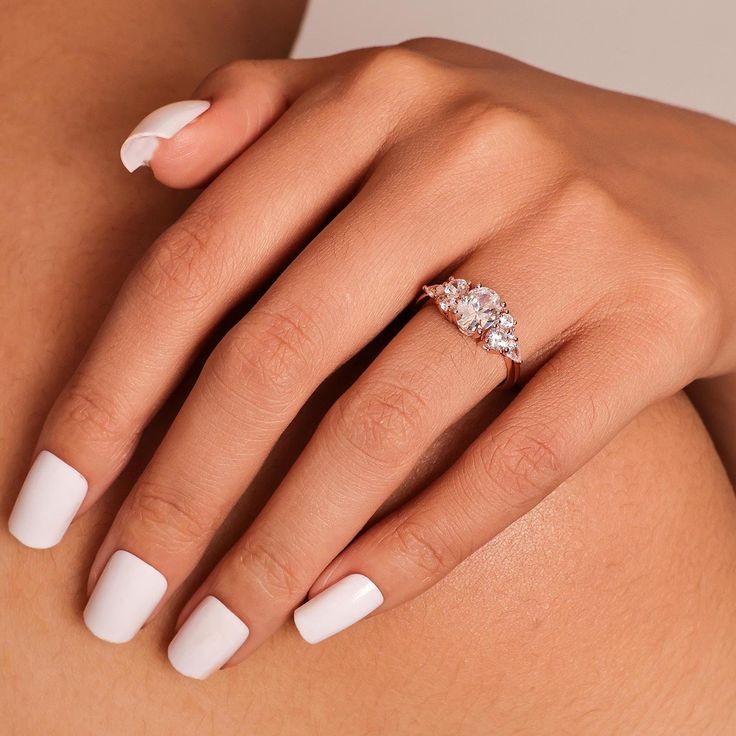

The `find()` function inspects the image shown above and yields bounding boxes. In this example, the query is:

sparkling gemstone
[455,287,502,335]
[506,345,521,363]
[425,284,445,298]
[443,278,468,298]
[485,328,510,351]
[498,312,515,329]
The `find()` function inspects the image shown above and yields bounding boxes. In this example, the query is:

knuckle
[329,378,429,470]
[130,481,216,550]
[643,251,721,373]
[654,257,716,325]
[339,45,439,100]
[54,384,130,445]
[399,37,514,69]
[133,212,227,312]
[392,518,457,579]
[545,176,629,262]
[563,174,724,374]
[453,98,568,173]
[200,59,284,108]
[679,266,721,341]
[555,176,623,229]
[203,59,254,86]
[398,36,450,53]
[237,538,304,601]
[475,422,563,512]
[207,305,320,407]
[460,100,526,130]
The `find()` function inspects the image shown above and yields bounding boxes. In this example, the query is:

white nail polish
[293,574,383,644]
[120,99,210,172]
[8,451,88,549]
[84,550,167,644]
[168,596,250,680]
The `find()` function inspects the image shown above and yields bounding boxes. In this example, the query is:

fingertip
[167,596,250,679]
[146,85,278,188]
[119,99,211,176]
[8,450,88,550]
[294,573,384,644]
[147,130,215,189]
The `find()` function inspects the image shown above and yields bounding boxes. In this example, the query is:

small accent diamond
[424,284,445,299]
[506,345,521,363]
[443,278,468,298]
[498,312,515,329]
[485,328,510,351]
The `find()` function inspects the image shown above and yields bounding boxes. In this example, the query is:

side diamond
[443,278,468,298]
[424,284,445,299]
[498,312,515,329]
[483,320,521,363]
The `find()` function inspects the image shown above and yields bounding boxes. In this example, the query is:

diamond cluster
[424,278,520,363]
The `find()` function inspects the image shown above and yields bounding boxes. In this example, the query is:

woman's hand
[10,38,736,678]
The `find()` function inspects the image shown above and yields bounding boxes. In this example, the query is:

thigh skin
[1,4,736,734]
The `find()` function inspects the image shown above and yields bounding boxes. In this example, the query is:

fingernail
[8,451,88,549]
[168,596,250,679]
[84,550,167,643]
[293,573,383,644]
[120,99,210,172]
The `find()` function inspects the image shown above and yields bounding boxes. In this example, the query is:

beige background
[294,1,735,121]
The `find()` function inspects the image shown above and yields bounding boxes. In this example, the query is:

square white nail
[168,596,250,680]
[8,450,88,549]
[84,550,167,644]
[293,573,384,644]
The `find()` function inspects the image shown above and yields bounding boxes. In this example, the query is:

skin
[2,6,736,733]
[20,39,736,666]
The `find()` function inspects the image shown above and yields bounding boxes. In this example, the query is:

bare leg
[689,374,736,486]
[1,4,735,734]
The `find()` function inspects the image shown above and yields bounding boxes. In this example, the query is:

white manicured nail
[120,99,210,172]
[8,451,88,549]
[293,573,383,644]
[168,596,250,679]
[84,550,167,644]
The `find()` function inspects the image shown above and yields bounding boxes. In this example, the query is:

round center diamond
[455,287,501,335]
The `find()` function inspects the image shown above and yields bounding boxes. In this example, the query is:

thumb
[119,57,330,189]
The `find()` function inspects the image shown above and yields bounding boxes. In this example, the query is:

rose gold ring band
[418,277,522,389]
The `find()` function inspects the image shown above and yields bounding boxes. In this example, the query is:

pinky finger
[294,333,675,644]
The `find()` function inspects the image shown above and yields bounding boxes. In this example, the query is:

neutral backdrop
[294,0,735,122]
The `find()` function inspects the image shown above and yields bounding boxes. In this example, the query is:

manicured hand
[9,39,736,679]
